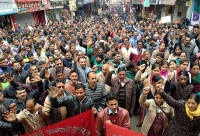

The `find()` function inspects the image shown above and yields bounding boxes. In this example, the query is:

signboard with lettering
[17,2,40,13]
[46,3,64,9]
[191,12,200,25]
[0,3,18,16]
[69,0,76,11]
[23,110,96,136]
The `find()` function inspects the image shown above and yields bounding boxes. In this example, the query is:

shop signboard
[17,2,40,13]
[161,15,171,23]
[69,0,76,11]
[0,2,18,15]
[159,0,176,5]
[150,0,158,5]
[98,8,102,14]
[191,12,200,25]
[186,0,191,6]
[49,3,64,9]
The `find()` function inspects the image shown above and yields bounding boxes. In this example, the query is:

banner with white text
[23,110,96,136]
[106,122,144,136]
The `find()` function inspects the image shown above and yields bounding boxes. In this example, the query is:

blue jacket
[0,66,12,73]
[62,58,73,69]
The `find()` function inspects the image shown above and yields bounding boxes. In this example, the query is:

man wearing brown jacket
[96,92,130,136]
[105,64,136,117]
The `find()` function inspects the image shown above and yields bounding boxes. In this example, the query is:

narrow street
[131,115,141,133]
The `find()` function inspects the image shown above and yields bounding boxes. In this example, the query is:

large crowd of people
[0,5,200,136]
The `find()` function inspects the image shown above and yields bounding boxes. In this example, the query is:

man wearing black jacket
[49,83,97,118]
[0,90,19,135]
[10,61,29,84]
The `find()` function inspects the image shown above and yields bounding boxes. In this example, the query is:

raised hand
[142,86,151,95]
[3,111,17,123]
[35,103,42,113]
[9,103,17,113]
[180,29,185,36]
[92,65,98,72]
[45,60,50,69]
[45,70,50,79]
[32,73,41,82]
[5,73,14,82]
[106,51,112,59]
[139,64,146,72]
[74,52,78,62]
[155,84,164,94]
[48,86,59,98]
[108,62,114,72]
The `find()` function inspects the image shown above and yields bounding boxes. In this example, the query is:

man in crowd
[48,83,97,118]
[96,92,130,136]
[105,64,136,117]
[85,71,107,112]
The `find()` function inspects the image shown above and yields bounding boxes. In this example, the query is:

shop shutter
[14,12,34,27]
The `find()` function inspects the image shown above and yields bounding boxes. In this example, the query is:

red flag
[106,122,144,136]
[23,110,96,136]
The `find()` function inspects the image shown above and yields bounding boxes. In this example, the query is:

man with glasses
[43,79,71,124]
[48,83,96,119]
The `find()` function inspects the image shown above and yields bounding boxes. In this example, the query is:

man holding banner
[96,92,130,136]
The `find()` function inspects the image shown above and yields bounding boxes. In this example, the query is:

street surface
[130,115,141,133]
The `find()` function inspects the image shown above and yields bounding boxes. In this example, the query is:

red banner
[106,122,144,136]
[23,110,96,136]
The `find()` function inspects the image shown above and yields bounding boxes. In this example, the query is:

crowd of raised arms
[0,5,199,136]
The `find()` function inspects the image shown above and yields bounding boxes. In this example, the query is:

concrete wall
[173,3,187,21]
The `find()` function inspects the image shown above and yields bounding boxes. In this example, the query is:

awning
[0,11,18,16]
[160,0,176,5]
[15,0,41,2]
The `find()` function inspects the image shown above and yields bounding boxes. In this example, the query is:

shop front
[0,0,18,30]
[83,0,95,15]
[159,0,177,23]
[142,0,160,19]
[12,0,45,27]
[45,0,64,21]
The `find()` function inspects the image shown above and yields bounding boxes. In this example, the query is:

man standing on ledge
[96,92,130,136]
